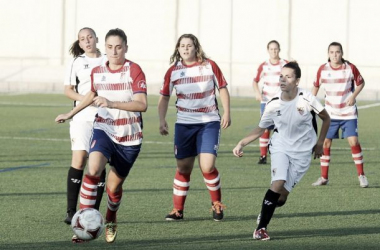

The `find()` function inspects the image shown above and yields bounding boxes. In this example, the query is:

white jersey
[64,54,107,121]
[254,59,288,103]
[314,62,364,120]
[259,88,325,158]
[160,59,228,124]
[91,60,147,146]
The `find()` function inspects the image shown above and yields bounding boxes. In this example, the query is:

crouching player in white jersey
[311,42,368,188]
[56,28,147,243]
[158,34,231,222]
[233,62,330,240]
[63,27,107,225]
[252,40,288,164]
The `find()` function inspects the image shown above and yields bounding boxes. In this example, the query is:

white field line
[0,136,376,150]
[1,101,380,111]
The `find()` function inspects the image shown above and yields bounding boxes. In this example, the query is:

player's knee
[276,199,286,207]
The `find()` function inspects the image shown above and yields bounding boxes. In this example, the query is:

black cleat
[165,209,184,221]
[211,201,226,221]
[64,208,76,225]
[257,156,267,164]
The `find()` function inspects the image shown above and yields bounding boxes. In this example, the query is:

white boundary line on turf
[0,136,376,150]
[1,101,380,111]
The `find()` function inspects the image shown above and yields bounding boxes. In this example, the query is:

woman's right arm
[158,95,170,135]
[55,91,96,123]
[64,85,84,102]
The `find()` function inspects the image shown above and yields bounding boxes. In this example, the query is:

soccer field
[0,94,379,250]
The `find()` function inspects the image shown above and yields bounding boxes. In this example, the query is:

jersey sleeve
[253,62,264,83]
[258,99,276,128]
[160,65,175,96]
[209,60,228,89]
[350,63,365,86]
[303,91,324,114]
[63,58,76,86]
[130,63,147,94]
[313,65,324,87]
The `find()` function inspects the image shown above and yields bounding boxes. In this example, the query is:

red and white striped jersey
[64,54,107,122]
[254,59,288,103]
[314,62,364,120]
[90,60,147,146]
[160,59,228,124]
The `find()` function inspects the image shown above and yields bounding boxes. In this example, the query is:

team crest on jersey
[101,76,106,81]
[297,106,305,115]
[328,73,331,77]
[138,80,147,89]
[276,110,281,116]
[180,71,185,77]
[199,66,203,75]
[120,72,125,81]
[84,64,89,69]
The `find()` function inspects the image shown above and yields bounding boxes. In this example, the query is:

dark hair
[267,40,280,50]
[283,61,301,78]
[69,27,97,57]
[105,28,127,45]
[170,34,208,64]
[327,42,347,63]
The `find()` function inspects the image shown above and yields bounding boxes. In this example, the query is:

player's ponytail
[69,40,84,58]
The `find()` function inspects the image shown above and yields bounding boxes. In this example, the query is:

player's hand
[255,92,262,102]
[346,96,356,106]
[55,113,71,123]
[232,143,244,157]
[159,120,169,136]
[93,96,113,108]
[221,113,231,129]
[313,141,323,159]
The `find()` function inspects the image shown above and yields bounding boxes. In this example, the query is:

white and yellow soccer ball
[71,208,105,240]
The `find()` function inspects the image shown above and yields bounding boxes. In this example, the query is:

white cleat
[358,175,369,188]
[312,177,329,186]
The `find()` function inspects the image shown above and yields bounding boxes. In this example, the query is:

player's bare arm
[55,91,96,123]
[158,95,170,135]
[252,80,262,102]
[219,87,231,129]
[347,82,365,106]
[64,85,84,102]
[311,86,319,96]
[94,93,147,112]
[233,126,266,157]
[313,109,330,159]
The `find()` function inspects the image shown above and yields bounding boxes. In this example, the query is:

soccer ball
[71,208,105,240]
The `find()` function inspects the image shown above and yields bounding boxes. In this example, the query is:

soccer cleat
[312,177,329,186]
[165,208,184,221]
[105,221,117,243]
[64,208,76,225]
[71,234,88,244]
[258,156,267,164]
[211,201,226,221]
[253,228,270,241]
[256,213,261,225]
[358,175,369,188]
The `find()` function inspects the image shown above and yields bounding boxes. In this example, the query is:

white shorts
[69,120,94,152]
[270,152,311,192]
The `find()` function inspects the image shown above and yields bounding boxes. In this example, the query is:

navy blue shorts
[89,129,141,178]
[174,121,220,159]
[261,103,275,130]
[327,119,358,139]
